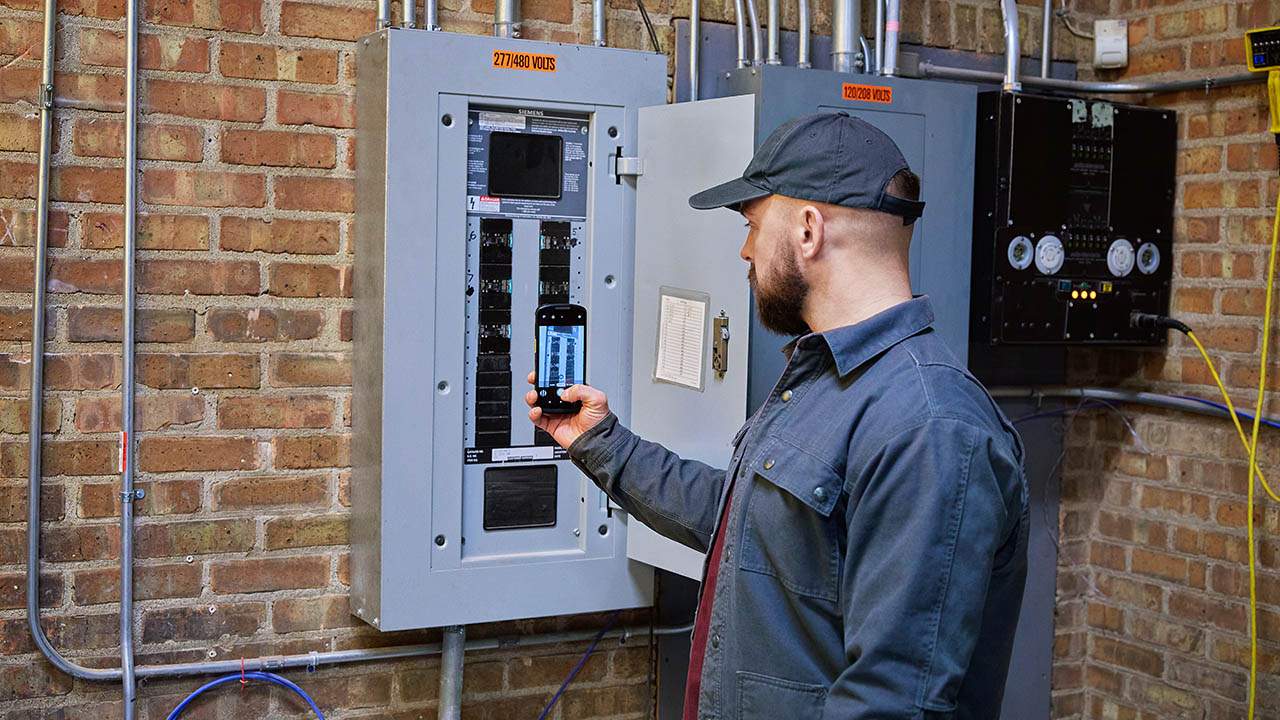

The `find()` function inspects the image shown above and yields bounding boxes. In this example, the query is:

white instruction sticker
[654,292,707,391]
[493,446,555,462]
[478,111,527,131]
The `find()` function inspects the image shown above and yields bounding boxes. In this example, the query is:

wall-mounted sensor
[1094,19,1129,69]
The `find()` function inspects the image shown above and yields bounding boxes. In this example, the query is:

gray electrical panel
[352,29,665,630]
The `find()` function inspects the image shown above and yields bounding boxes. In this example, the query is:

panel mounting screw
[442,114,453,127]
[597,524,608,536]
[573,528,581,536]
[434,534,446,546]
[608,126,618,138]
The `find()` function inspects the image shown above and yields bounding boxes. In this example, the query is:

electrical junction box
[1094,19,1129,69]
[352,29,666,630]
[970,92,1176,347]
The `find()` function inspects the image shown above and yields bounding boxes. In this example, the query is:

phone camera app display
[538,324,583,388]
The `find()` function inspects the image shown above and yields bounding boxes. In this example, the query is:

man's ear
[797,204,824,260]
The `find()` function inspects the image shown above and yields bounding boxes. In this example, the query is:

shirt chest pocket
[738,437,843,603]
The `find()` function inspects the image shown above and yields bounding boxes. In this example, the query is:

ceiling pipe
[743,0,763,65]
[593,0,606,45]
[881,0,900,76]
[917,62,1265,95]
[766,0,781,64]
[797,0,811,68]
[999,0,1021,90]
[733,0,748,67]
[1040,0,1051,78]
[690,0,701,97]
[831,0,859,72]
[495,0,520,37]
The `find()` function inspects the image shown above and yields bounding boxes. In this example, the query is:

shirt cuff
[566,412,634,474]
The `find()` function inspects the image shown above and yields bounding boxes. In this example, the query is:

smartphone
[534,304,586,415]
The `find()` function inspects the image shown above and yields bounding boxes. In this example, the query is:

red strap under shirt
[683,485,734,720]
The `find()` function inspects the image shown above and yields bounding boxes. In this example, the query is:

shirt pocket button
[812,487,827,502]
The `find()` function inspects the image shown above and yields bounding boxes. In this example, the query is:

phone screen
[537,324,584,388]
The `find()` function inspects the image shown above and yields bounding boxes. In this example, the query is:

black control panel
[971,92,1176,346]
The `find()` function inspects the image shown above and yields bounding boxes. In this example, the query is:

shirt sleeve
[822,418,1026,719]
[567,412,727,553]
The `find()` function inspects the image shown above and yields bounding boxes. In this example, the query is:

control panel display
[538,324,584,388]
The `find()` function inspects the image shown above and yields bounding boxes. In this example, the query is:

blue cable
[537,610,622,720]
[1170,394,1280,430]
[165,671,325,720]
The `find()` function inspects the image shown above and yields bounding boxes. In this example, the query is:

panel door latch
[613,145,643,183]
[712,311,730,379]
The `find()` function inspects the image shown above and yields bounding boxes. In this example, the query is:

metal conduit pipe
[592,0,605,45]
[690,0,701,97]
[378,0,392,28]
[830,0,857,72]
[917,62,1266,95]
[1040,0,1052,78]
[733,0,748,67]
[999,0,1021,90]
[766,0,780,64]
[27,0,119,687]
[426,0,439,30]
[988,387,1280,426]
[495,0,519,38]
[858,34,870,72]
[873,0,883,74]
[797,0,811,67]
[404,0,416,28]
[438,626,466,720]
[881,0,900,76]
[121,0,140,712]
[744,0,763,65]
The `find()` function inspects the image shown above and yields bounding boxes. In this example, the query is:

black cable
[636,0,661,53]
[1130,312,1192,335]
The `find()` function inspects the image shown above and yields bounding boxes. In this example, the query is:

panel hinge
[615,156,644,177]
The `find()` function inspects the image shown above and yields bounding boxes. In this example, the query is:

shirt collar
[784,296,935,377]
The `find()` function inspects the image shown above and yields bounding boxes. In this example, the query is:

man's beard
[748,242,811,337]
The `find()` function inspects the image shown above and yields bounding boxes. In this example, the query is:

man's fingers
[559,384,606,406]
[524,389,538,408]
[528,405,544,425]
[526,371,536,385]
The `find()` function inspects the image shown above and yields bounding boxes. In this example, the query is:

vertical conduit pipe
[797,0,811,67]
[438,626,466,720]
[873,0,883,74]
[1040,0,1052,78]
[733,0,748,67]
[690,0,701,97]
[743,0,763,65]
[1000,0,1022,90]
[404,0,416,28]
[766,0,780,64]
[121,0,140,712]
[831,0,857,72]
[378,0,392,27]
[592,0,605,45]
[28,0,118,686]
[881,0,899,75]
[426,0,439,30]
[495,0,519,37]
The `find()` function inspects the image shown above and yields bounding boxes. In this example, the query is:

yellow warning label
[841,83,893,103]
[492,50,557,72]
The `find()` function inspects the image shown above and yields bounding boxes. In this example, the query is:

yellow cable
[1186,332,1280,503]
[1243,171,1280,719]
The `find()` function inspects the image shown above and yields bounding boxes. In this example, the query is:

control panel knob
[1107,238,1135,277]
[1007,235,1033,270]
[1035,235,1065,275]
[1137,242,1160,275]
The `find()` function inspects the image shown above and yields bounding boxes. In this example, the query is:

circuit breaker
[970,92,1176,346]
[352,29,664,630]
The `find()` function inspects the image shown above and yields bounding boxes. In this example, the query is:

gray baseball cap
[688,111,924,225]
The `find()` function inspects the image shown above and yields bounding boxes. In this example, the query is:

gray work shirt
[568,296,1028,719]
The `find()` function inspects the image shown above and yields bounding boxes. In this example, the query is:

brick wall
[1050,2,1280,718]
[3,0,1219,716]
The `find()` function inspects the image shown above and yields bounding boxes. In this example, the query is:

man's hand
[525,371,611,449]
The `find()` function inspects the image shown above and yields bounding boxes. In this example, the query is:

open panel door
[627,95,756,578]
